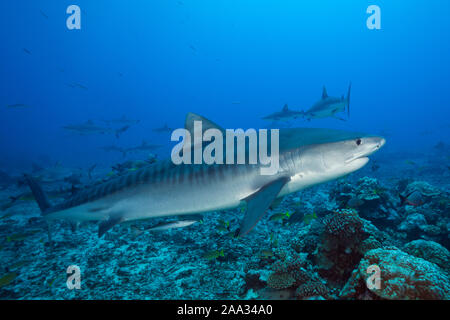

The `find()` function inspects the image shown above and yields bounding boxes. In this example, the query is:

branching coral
[266,272,295,290]
[295,280,329,299]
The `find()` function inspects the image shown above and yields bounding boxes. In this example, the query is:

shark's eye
[356,139,362,146]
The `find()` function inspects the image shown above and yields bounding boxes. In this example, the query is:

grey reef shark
[262,104,304,122]
[303,83,351,121]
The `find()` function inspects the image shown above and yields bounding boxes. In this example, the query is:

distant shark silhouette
[303,83,351,121]
[262,104,304,122]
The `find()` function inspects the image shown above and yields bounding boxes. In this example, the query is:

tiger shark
[303,83,351,121]
[26,112,385,238]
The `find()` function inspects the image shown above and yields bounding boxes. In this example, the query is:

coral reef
[0,172,448,300]
[340,247,450,300]
[403,240,450,274]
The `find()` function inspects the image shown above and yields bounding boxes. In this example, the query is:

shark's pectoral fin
[98,215,124,237]
[235,177,290,237]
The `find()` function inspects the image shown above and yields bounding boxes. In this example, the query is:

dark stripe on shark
[45,161,178,214]
[46,161,250,215]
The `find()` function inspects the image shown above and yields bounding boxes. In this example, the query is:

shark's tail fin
[24,174,51,214]
[347,82,351,117]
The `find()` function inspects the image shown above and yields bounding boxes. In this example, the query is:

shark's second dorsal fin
[185,112,225,136]
[282,104,288,112]
[322,86,328,99]
[98,215,123,237]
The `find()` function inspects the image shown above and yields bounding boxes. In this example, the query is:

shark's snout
[371,136,386,151]
[364,136,386,157]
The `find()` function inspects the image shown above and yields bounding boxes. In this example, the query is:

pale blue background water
[1,0,449,170]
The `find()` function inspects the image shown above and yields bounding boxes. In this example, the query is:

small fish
[74,83,88,90]
[404,160,416,166]
[147,219,199,232]
[203,249,224,260]
[347,197,365,208]
[106,171,116,177]
[399,190,424,207]
[188,44,197,52]
[217,219,230,228]
[40,10,49,19]
[260,250,274,258]
[7,104,29,108]
[371,163,380,172]
[303,212,317,225]
[7,233,28,242]
[23,48,32,55]
[216,225,230,233]
[0,272,17,288]
[6,230,40,242]
[231,101,241,105]
[14,194,36,201]
[269,211,291,221]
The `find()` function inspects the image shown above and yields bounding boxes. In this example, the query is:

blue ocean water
[0,1,449,300]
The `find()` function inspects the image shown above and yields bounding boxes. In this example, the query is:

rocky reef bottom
[0,164,449,300]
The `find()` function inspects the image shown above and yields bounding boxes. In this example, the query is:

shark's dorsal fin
[235,177,290,237]
[322,86,328,99]
[185,112,225,136]
[282,104,289,112]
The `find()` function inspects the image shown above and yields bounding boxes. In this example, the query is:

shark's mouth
[344,156,369,170]
[345,154,369,164]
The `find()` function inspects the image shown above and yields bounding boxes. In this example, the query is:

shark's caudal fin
[24,174,51,213]
[347,82,351,117]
